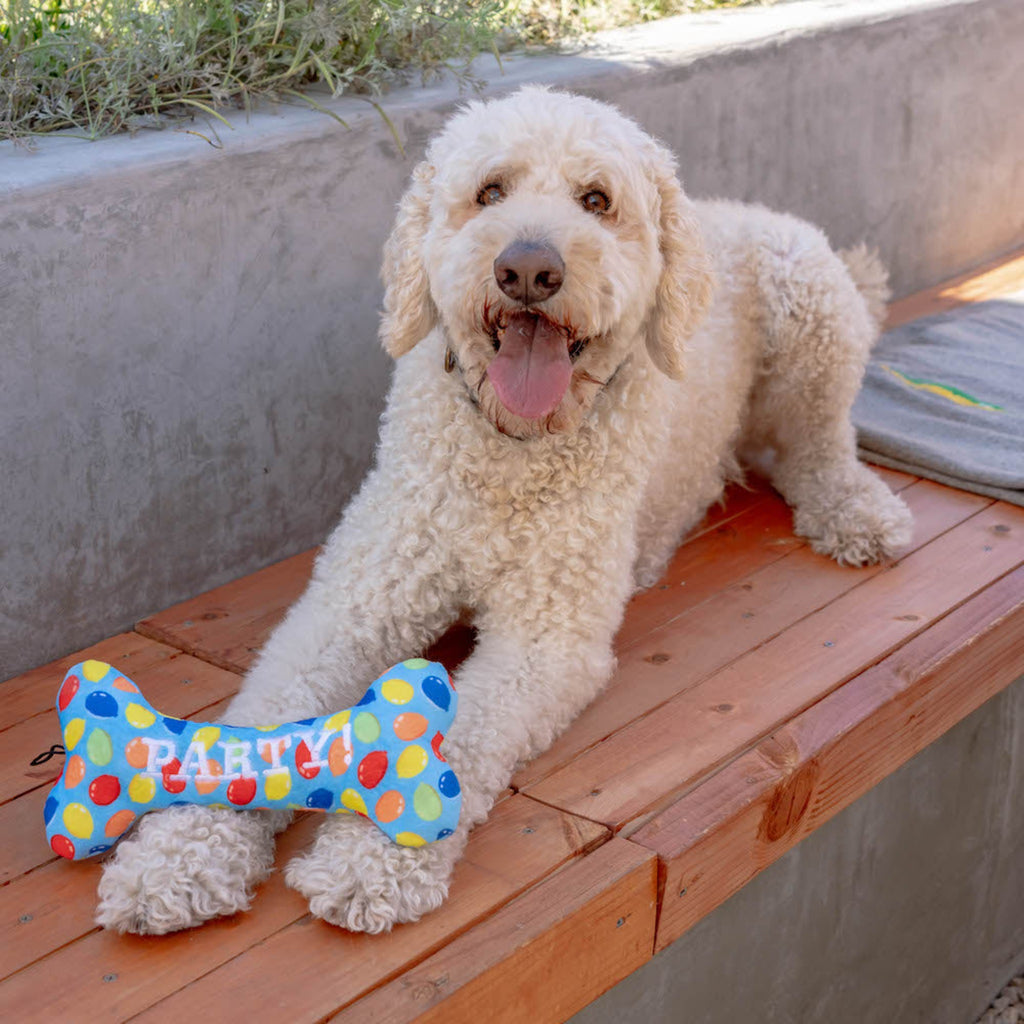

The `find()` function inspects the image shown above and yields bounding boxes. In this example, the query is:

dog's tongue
[487,312,572,420]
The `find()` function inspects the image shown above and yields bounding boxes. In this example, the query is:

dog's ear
[380,161,438,359]
[643,144,714,380]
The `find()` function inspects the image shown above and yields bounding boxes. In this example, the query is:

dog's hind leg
[746,235,912,566]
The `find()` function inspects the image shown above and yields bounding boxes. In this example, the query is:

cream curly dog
[96,87,912,934]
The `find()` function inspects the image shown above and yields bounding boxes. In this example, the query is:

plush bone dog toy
[45,658,461,860]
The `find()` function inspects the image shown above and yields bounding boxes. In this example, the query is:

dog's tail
[839,243,891,333]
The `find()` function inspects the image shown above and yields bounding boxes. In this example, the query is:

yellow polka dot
[255,724,279,732]
[264,771,292,801]
[381,678,414,705]
[63,718,85,752]
[325,710,351,732]
[396,744,428,779]
[128,774,156,804]
[62,803,94,839]
[341,788,367,816]
[125,702,156,728]
[396,831,427,847]
[192,726,221,749]
[82,660,111,682]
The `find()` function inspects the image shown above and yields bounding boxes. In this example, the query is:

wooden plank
[0,633,186,731]
[634,565,1024,951]
[513,479,986,790]
[619,466,912,647]
[329,838,657,1024]
[523,501,1023,831]
[0,812,318,983]
[3,798,606,1021]
[1,649,242,807]
[2,787,57,885]
[136,548,318,673]
[885,248,1024,328]
[130,472,904,680]
[617,498,804,648]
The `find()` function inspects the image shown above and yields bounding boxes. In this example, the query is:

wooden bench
[2,252,1022,1022]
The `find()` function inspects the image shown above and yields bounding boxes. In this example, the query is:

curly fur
[96,87,912,935]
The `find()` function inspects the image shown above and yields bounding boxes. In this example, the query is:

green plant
[0,1,764,142]
[0,1,509,141]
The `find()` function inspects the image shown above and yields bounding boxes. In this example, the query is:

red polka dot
[51,834,75,859]
[88,775,121,806]
[357,750,388,790]
[295,739,320,780]
[431,732,447,762]
[162,759,186,795]
[227,776,257,805]
[58,675,79,712]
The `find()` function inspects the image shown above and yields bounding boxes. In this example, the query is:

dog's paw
[95,806,279,935]
[285,814,459,933]
[794,481,913,567]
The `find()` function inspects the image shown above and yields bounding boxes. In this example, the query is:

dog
[96,86,912,934]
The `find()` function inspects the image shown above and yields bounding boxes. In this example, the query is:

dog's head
[380,87,713,438]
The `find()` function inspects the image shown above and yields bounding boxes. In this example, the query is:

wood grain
[0,633,186,731]
[1,648,242,807]
[523,501,1023,830]
[634,565,1024,950]
[130,472,905,681]
[0,813,321,984]
[136,548,318,673]
[513,479,985,789]
[77,798,607,1022]
[329,838,657,1024]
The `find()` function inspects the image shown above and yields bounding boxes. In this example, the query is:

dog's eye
[477,182,506,206]
[581,190,611,214]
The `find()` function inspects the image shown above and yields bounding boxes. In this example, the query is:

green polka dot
[413,783,442,821]
[353,711,380,744]
[402,658,430,669]
[86,727,113,766]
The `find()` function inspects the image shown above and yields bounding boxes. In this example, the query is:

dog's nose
[493,241,564,304]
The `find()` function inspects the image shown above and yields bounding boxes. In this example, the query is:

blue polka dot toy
[46,658,461,860]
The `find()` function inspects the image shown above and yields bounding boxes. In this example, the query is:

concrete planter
[2,0,1022,679]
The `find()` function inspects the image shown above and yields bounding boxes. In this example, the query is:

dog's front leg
[96,468,462,934]
[286,615,622,932]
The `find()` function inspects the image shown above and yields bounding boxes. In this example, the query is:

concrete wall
[572,675,1024,1024]
[2,0,1023,679]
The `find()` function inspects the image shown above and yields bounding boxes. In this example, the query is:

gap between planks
[512,477,985,794]
[633,565,1024,951]
[522,499,1023,835]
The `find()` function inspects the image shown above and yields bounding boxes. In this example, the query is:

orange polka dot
[64,754,86,789]
[195,760,223,796]
[375,790,405,824]
[104,809,136,838]
[124,737,149,769]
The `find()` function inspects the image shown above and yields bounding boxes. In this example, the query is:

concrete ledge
[571,674,1024,1024]
[2,0,1023,679]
